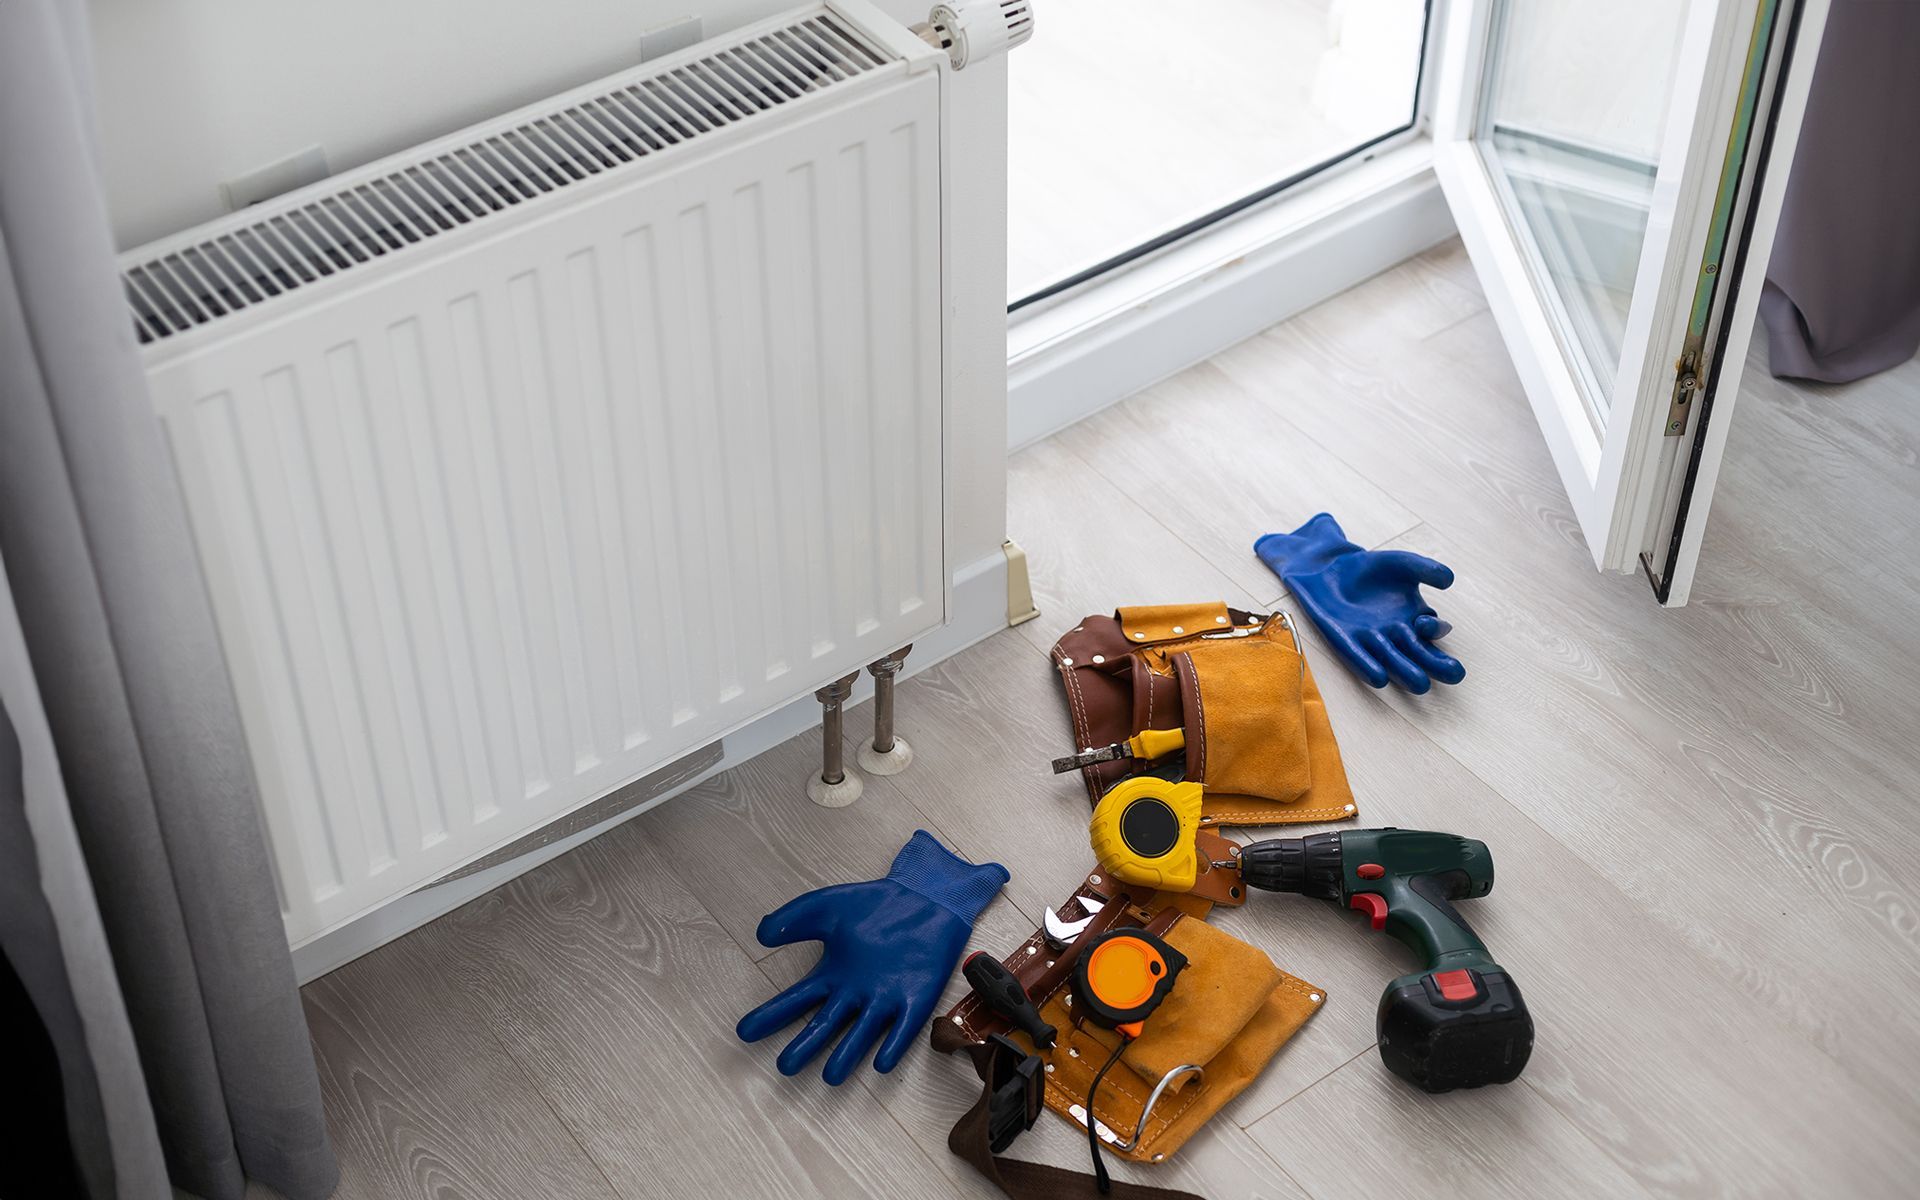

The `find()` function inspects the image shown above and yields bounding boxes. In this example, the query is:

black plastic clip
[984,1033,1044,1153]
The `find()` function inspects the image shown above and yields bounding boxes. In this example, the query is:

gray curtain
[1760,0,1920,382]
[0,1,337,1197]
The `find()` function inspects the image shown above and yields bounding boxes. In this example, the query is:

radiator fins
[119,12,887,345]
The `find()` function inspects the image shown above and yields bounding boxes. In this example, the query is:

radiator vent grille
[120,14,885,345]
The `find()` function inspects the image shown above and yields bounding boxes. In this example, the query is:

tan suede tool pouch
[938,879,1325,1166]
[1052,602,1358,825]
[1165,636,1310,801]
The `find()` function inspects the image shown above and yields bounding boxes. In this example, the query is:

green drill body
[1240,827,1533,1092]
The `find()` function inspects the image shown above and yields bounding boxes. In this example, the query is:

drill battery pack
[1380,967,1533,1092]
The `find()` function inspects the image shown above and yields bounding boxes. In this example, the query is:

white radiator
[120,3,955,943]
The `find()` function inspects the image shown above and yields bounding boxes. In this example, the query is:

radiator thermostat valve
[913,0,1034,69]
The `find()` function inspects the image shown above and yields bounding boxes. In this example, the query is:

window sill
[1006,135,1452,449]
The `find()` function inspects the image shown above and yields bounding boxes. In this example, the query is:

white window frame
[1428,0,1785,571]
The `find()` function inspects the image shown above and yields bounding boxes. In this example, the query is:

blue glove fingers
[822,1000,898,1086]
[1412,613,1452,641]
[1367,549,1454,590]
[873,987,942,1074]
[776,994,860,1077]
[1252,531,1300,571]
[1320,619,1390,689]
[737,974,829,1044]
[753,886,844,949]
[1357,628,1431,694]
[1389,622,1464,687]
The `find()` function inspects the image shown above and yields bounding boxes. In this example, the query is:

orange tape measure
[1071,927,1187,1039]
[1071,926,1189,1191]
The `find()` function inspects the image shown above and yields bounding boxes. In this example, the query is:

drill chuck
[1238,831,1345,898]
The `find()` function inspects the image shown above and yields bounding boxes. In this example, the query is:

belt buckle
[984,1033,1044,1153]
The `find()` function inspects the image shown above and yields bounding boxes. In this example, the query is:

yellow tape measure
[1087,777,1204,891]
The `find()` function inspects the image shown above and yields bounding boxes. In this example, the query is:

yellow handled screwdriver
[1050,727,1185,774]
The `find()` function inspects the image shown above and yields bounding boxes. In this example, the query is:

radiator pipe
[859,646,914,776]
[808,672,863,807]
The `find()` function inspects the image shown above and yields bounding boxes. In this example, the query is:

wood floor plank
[1048,358,1422,602]
[1212,293,1920,884]
[638,729,967,962]
[1222,615,1914,1196]
[1007,438,1268,660]
[1351,524,1920,1109]
[1738,342,1920,491]
[1291,240,1490,350]
[406,822,965,1200]
[1210,306,1584,576]
[305,939,618,1200]
[1249,1055,1655,1200]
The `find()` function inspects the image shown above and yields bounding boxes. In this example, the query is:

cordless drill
[1239,827,1532,1092]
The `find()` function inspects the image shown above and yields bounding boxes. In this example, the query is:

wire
[1086,1038,1126,1195]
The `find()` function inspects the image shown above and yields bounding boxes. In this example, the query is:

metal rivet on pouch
[1344,804,1355,813]
[1089,875,1102,885]
[1171,625,1184,634]
[1152,1154,1165,1163]
[1046,961,1055,969]
[1045,1063,1055,1073]
[1310,993,1322,1003]
[1215,616,1227,624]
[1092,654,1105,664]
[1061,657,1074,666]
[1069,1047,1080,1057]
[1133,632,1146,640]
[1025,945,1037,955]
[953,1015,964,1024]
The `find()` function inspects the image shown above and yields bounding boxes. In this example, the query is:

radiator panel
[147,65,945,941]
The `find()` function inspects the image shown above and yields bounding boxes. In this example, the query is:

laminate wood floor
[298,242,1920,1200]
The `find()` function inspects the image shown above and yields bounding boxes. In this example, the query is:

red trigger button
[1349,892,1389,930]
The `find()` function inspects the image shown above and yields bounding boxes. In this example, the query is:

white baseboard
[1008,143,1454,449]
[291,547,1012,982]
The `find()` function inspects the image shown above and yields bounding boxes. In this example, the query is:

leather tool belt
[933,874,1325,1199]
[1052,601,1358,826]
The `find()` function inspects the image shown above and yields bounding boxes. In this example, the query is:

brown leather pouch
[1053,603,1357,825]
[934,874,1325,1176]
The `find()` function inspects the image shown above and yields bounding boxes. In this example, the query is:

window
[1008,0,1433,307]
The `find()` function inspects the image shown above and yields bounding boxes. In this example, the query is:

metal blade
[1050,742,1131,774]
[1041,896,1105,944]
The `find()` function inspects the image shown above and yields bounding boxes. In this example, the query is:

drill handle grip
[1379,872,1491,967]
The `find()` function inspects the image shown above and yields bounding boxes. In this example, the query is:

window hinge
[1664,350,1701,437]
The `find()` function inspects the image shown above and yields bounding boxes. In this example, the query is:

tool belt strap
[945,1035,1203,1200]
[936,888,1199,1200]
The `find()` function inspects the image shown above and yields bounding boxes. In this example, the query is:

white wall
[85,0,1008,577]
[87,1,755,248]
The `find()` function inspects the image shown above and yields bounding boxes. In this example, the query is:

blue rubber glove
[1255,512,1465,694]
[737,830,1008,1085]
